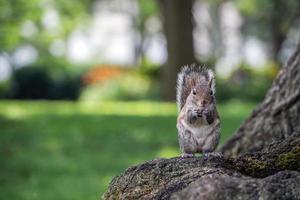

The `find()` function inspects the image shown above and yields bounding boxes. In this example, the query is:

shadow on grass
[0,108,251,200]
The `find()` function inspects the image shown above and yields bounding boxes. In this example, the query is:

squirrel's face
[188,85,214,109]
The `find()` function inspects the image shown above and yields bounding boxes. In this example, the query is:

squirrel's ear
[207,69,215,94]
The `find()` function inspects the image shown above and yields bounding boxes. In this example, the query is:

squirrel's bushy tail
[176,64,215,111]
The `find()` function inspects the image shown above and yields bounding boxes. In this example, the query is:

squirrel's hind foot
[181,153,194,158]
[203,152,223,157]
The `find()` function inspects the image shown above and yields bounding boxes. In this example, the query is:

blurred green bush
[10,64,82,100]
[0,80,12,98]
[12,66,52,99]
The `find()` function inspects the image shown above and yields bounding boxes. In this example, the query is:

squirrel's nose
[201,100,207,106]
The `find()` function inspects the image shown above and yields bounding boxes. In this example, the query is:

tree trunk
[160,0,195,101]
[102,44,300,200]
[221,42,300,157]
[269,0,288,64]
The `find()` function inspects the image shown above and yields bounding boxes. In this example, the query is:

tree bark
[160,0,195,101]
[221,42,300,157]
[103,132,300,200]
[102,43,300,200]
[172,171,300,200]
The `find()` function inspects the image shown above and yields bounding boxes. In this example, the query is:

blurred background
[0,0,299,199]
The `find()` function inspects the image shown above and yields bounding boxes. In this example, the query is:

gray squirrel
[176,64,220,157]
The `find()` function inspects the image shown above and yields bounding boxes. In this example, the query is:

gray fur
[176,64,220,156]
[176,64,215,111]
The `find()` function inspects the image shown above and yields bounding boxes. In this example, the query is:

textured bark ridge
[171,171,300,200]
[221,43,300,157]
[103,44,300,199]
[103,133,300,200]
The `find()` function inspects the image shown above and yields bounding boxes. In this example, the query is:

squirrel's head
[187,84,214,109]
[186,69,215,109]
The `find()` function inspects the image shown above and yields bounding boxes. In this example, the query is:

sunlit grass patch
[156,146,179,158]
[0,100,177,118]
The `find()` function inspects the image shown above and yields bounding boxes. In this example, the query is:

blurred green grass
[0,100,256,199]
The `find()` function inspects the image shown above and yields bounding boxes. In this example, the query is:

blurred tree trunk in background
[270,0,287,64]
[159,0,195,101]
[268,0,300,64]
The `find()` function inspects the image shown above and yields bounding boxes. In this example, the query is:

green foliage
[137,62,160,80]
[138,0,158,20]
[48,75,82,100]
[234,0,300,41]
[216,64,276,102]
[235,0,300,17]
[11,64,82,100]
[0,80,12,98]
[0,0,93,52]
[0,100,256,199]
[12,66,52,99]
[0,0,42,51]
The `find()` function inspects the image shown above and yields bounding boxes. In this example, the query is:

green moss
[242,157,268,177]
[278,145,300,169]
[248,158,267,170]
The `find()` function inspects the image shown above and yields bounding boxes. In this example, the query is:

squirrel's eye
[192,90,196,95]
[210,91,213,95]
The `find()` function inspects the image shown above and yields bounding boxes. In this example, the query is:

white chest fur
[177,115,220,154]
[181,119,214,145]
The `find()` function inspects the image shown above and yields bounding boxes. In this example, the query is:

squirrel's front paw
[203,110,214,124]
[187,110,198,124]
[202,109,209,115]
[194,109,203,117]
